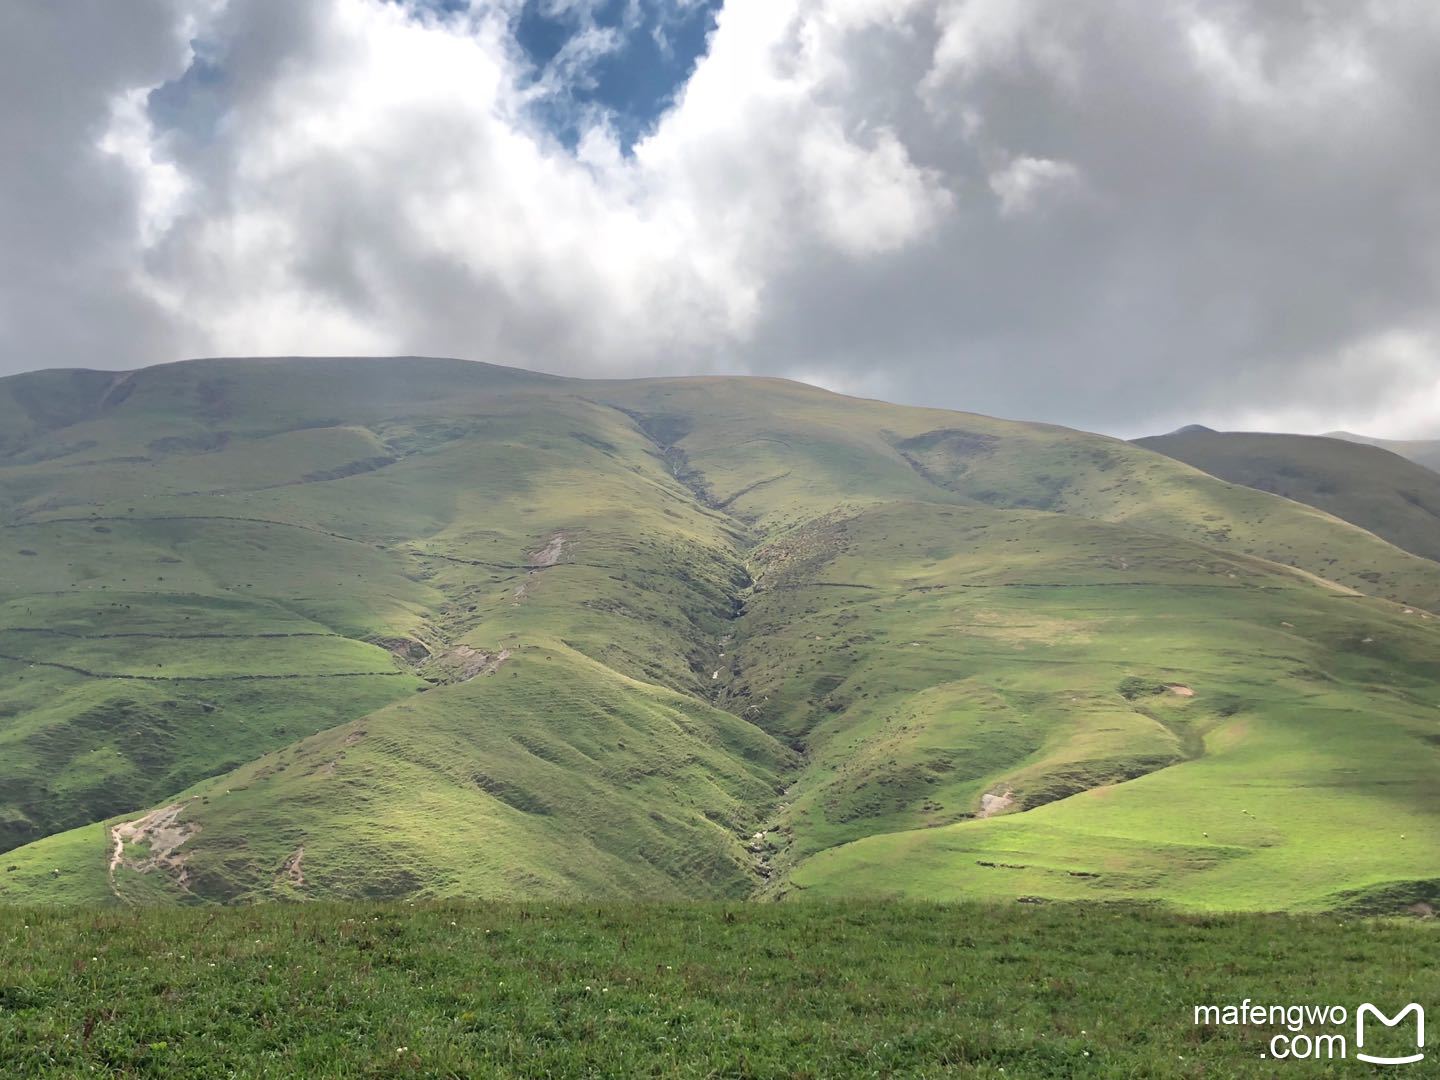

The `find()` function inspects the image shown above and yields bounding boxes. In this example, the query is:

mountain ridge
[1136,428,1440,564]
[1325,429,1440,472]
[1,356,1436,912]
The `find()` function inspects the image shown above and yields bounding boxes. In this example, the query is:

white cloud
[99,88,193,247]
[1215,327,1440,439]
[987,155,1078,217]
[108,0,957,373]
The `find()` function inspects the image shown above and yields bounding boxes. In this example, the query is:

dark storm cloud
[0,0,1437,437]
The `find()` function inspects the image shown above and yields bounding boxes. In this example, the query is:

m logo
[1356,1003,1426,1066]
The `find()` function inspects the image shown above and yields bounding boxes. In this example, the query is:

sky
[2,0,1439,438]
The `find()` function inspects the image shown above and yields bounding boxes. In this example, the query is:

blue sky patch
[147,48,226,146]
[515,0,721,151]
[147,1,720,155]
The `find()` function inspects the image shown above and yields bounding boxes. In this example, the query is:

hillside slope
[587,378,1440,612]
[1136,429,1440,563]
[1327,430,1440,472]
[1,357,1437,910]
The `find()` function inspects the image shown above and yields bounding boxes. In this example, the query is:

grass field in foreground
[0,902,1435,1077]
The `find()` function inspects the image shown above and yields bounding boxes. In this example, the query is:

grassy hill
[1327,430,1440,472]
[1137,428,1440,563]
[1,357,1437,912]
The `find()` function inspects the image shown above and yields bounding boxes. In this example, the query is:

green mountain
[1,357,1437,912]
[1135,428,1440,563]
[1327,430,1440,472]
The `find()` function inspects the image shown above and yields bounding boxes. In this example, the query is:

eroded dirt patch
[513,533,567,603]
[1165,684,1196,697]
[978,790,1015,818]
[279,846,305,888]
[424,645,513,683]
[529,534,566,568]
[108,801,201,898]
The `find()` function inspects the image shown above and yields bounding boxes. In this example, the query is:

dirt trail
[0,651,401,683]
[3,513,371,547]
[279,846,306,887]
[8,628,337,641]
[108,801,201,901]
[99,370,137,409]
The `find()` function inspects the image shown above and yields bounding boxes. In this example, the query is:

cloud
[987,155,1079,218]
[0,0,200,373]
[1,0,1438,438]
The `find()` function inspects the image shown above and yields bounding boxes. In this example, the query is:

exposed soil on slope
[978,790,1015,818]
[279,846,305,888]
[108,801,201,900]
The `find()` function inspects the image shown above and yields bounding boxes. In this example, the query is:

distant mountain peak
[1168,423,1216,435]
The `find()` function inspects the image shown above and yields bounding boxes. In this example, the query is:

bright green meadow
[3,356,1439,1076]
[0,357,1436,912]
[1,901,1437,1077]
